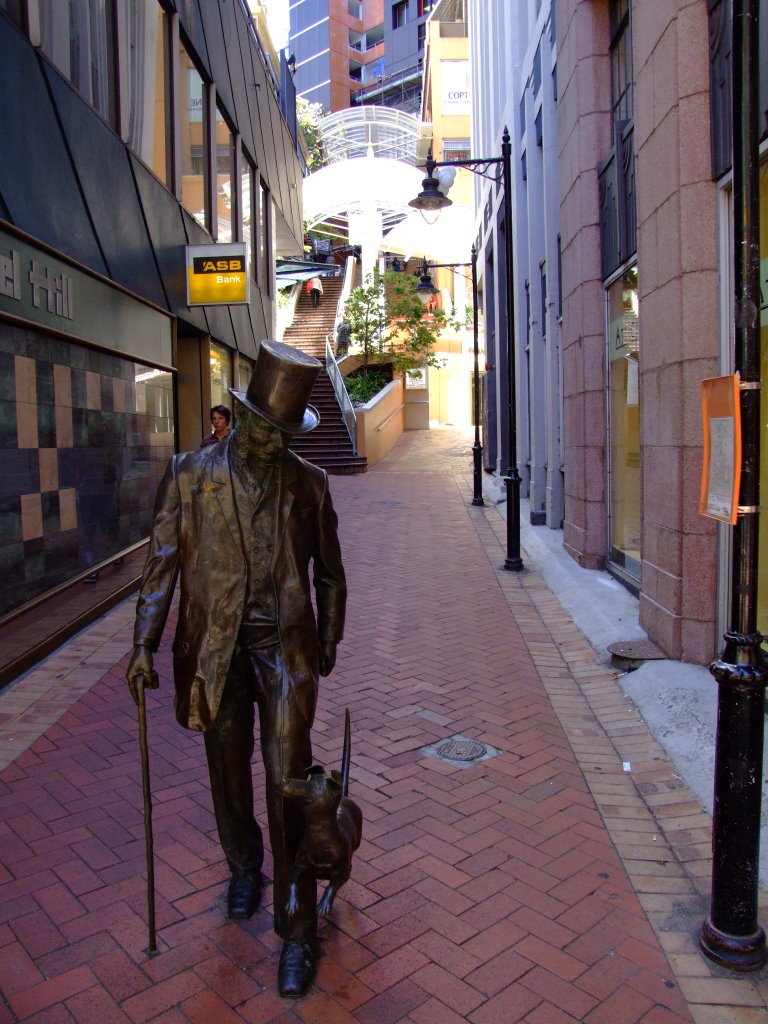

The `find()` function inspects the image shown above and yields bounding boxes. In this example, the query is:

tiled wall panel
[0,324,174,616]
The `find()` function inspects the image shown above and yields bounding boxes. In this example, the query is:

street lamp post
[416,248,484,507]
[409,128,523,570]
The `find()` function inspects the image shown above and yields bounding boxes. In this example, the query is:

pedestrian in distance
[126,340,347,999]
[307,276,323,307]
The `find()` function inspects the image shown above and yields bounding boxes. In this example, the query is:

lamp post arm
[423,149,504,186]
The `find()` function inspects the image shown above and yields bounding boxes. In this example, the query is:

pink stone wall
[633,0,718,662]
[558,0,719,662]
[558,0,611,569]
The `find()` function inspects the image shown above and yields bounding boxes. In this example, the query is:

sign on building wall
[699,374,742,525]
[405,367,428,389]
[186,243,250,306]
[0,227,172,366]
[440,61,470,116]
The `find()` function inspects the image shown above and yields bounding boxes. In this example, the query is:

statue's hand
[318,641,337,677]
[126,645,159,706]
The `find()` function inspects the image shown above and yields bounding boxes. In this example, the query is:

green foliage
[297,97,327,171]
[344,368,391,407]
[342,269,454,374]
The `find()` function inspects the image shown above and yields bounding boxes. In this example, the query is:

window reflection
[242,154,256,280]
[215,106,234,241]
[0,0,22,27]
[179,43,207,229]
[124,0,169,184]
[40,0,117,126]
[259,178,270,294]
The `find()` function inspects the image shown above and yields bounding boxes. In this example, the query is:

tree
[342,270,454,374]
[296,97,327,171]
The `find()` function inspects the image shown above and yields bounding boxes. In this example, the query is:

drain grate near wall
[421,734,501,768]
[607,638,666,671]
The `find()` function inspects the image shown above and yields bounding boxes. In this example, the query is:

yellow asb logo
[186,245,249,306]
[193,257,244,274]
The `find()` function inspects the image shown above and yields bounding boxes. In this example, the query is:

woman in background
[200,405,232,447]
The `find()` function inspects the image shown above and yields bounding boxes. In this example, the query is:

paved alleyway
[1,427,767,1024]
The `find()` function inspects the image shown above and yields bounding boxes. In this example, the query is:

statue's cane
[136,675,159,956]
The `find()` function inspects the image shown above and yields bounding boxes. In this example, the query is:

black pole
[700,0,767,971]
[470,244,484,506]
[501,127,523,570]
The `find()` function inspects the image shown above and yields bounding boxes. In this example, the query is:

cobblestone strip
[453,469,768,1022]
[0,602,136,773]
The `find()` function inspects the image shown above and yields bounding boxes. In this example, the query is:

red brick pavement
[0,431,699,1022]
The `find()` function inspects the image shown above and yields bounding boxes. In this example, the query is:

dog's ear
[329,770,343,787]
[306,764,326,777]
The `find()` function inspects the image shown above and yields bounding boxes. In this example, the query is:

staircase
[284,276,367,475]
[290,370,367,475]
[284,276,344,358]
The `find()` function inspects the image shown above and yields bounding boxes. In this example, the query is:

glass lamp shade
[408,173,452,226]
[416,273,437,305]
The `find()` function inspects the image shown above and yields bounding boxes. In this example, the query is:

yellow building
[418,1,476,428]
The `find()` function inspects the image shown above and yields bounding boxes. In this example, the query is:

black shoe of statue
[278,939,316,998]
[227,874,261,919]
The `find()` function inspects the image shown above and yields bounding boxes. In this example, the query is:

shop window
[607,268,641,586]
[179,40,208,230]
[39,0,117,127]
[209,341,232,409]
[215,105,234,242]
[123,0,170,186]
[242,150,257,282]
[259,178,271,295]
[392,2,407,29]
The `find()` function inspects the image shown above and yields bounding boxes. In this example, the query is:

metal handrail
[332,255,357,343]
[325,337,357,454]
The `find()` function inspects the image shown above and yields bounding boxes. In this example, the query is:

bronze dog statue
[282,709,363,918]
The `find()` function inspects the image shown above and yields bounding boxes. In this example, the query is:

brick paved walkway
[1,427,767,1023]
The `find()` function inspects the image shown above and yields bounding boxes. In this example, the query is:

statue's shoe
[278,939,316,998]
[227,874,261,919]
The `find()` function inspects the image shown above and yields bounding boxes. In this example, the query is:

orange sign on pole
[699,373,742,525]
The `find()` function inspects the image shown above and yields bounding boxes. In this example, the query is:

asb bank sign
[186,243,249,306]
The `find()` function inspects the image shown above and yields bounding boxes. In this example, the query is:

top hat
[230,340,321,434]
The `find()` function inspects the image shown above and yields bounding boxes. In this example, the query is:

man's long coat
[133,436,346,732]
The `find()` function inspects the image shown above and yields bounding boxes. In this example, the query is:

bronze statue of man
[126,340,346,998]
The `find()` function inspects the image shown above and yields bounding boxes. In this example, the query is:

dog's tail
[341,708,351,798]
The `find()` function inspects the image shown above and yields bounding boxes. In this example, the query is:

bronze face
[235,406,291,464]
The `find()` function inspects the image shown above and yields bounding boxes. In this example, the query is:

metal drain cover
[436,738,487,762]
[421,734,501,767]
[608,638,666,671]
